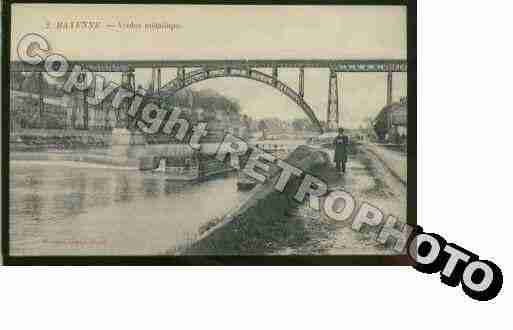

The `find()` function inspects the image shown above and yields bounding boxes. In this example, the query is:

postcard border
[1,0,416,266]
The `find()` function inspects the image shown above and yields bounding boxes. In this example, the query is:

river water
[9,139,308,256]
[10,160,249,256]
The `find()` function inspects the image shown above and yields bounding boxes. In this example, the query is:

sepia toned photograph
[4,2,512,328]
[4,2,413,264]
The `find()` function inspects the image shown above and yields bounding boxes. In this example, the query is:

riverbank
[182,143,407,258]
[10,128,112,152]
[182,146,339,255]
[10,150,140,169]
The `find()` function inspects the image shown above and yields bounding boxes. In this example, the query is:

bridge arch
[159,67,323,133]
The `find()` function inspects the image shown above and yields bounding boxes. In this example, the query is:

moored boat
[237,171,257,191]
[139,154,234,181]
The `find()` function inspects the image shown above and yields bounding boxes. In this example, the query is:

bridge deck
[10,59,407,72]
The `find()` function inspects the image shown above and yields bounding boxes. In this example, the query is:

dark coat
[334,134,349,162]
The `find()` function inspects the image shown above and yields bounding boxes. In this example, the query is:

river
[9,160,249,256]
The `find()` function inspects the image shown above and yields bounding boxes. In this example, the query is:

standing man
[334,128,349,173]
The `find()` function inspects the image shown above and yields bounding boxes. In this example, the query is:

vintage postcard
[4,3,411,264]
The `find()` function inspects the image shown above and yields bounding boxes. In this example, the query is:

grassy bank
[184,146,340,255]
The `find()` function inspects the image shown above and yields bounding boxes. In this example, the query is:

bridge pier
[110,127,145,166]
[177,67,186,87]
[151,67,162,94]
[118,70,135,129]
[157,68,161,94]
[326,70,339,130]
[83,89,88,130]
[386,69,393,105]
[273,66,278,87]
[151,68,155,93]
[110,69,144,165]
[299,67,304,98]
[38,72,44,126]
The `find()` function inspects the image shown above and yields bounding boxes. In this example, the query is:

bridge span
[11,59,407,72]
[10,58,407,131]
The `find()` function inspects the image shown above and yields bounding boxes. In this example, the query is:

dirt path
[275,144,407,255]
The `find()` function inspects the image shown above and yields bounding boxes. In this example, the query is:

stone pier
[110,128,146,166]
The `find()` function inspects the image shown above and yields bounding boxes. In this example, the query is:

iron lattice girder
[10,59,407,72]
[299,67,305,98]
[327,70,339,128]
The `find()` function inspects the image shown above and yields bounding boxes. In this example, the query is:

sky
[11,4,407,127]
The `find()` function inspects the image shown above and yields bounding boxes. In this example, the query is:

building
[373,97,407,143]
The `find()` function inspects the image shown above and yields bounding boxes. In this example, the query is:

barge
[139,153,234,181]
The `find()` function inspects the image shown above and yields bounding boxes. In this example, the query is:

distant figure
[333,128,349,173]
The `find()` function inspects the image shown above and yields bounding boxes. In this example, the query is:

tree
[258,120,268,139]
[292,118,305,132]
[242,114,251,130]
